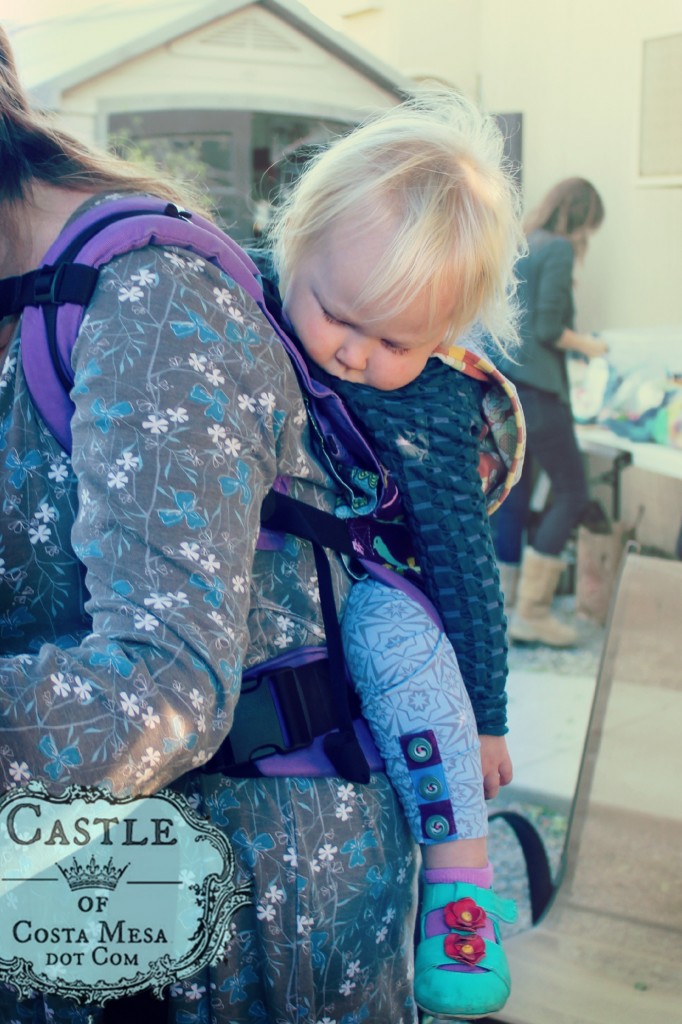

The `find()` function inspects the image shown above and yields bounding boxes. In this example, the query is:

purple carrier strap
[19,196,423,779]
[21,197,391,511]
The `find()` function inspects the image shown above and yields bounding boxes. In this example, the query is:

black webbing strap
[0,203,190,397]
[260,489,358,558]
[488,809,555,923]
[0,263,100,318]
[203,490,370,783]
[263,490,370,782]
[200,657,364,775]
[311,538,370,783]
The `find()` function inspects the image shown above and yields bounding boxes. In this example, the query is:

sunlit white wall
[304,0,682,334]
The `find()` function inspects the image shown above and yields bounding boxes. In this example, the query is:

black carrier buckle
[32,265,65,305]
[203,659,355,776]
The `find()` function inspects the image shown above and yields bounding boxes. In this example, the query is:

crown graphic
[57,854,130,891]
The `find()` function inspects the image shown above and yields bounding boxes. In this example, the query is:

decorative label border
[0,782,252,1004]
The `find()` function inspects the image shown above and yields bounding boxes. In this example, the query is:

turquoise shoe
[414,881,517,1020]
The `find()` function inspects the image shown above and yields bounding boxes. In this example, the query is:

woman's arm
[0,244,298,795]
[555,327,609,358]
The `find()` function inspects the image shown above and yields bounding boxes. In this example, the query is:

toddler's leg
[341,577,486,847]
[342,578,515,1020]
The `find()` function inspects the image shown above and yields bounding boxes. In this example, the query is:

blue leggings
[341,578,487,845]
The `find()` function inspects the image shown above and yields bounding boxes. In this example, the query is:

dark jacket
[499,228,575,402]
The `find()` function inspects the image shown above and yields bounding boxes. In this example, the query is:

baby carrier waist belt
[201,656,363,776]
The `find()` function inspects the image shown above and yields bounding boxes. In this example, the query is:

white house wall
[305,0,682,332]
[57,5,399,147]
[477,0,682,335]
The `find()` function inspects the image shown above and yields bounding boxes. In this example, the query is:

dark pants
[492,385,590,563]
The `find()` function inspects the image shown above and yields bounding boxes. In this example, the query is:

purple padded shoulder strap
[20,196,389,504]
[21,197,261,452]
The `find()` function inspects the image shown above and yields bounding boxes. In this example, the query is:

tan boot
[497,562,520,610]
[509,547,577,647]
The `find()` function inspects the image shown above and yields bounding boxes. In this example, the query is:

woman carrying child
[0,20,524,1020]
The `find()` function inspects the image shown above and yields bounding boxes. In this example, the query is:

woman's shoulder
[528,229,574,263]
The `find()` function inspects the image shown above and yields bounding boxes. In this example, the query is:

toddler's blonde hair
[269,89,525,354]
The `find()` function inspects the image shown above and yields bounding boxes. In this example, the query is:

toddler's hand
[479,734,513,800]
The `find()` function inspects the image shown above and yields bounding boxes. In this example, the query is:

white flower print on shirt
[185,257,206,273]
[226,305,245,324]
[205,368,225,387]
[134,612,159,632]
[130,268,157,287]
[51,673,70,697]
[179,541,201,562]
[142,707,160,729]
[107,470,128,490]
[117,451,141,471]
[118,285,144,303]
[188,688,204,710]
[29,524,51,545]
[163,252,187,270]
[120,692,140,717]
[9,761,31,784]
[72,677,93,702]
[264,883,285,904]
[48,461,69,483]
[189,353,208,373]
[297,913,314,935]
[142,414,169,435]
[335,803,353,822]
[207,424,227,444]
[166,407,189,424]
[318,843,337,864]
[213,287,233,307]
[144,592,174,611]
[223,437,241,457]
[283,847,298,869]
[237,393,256,412]
[345,960,361,979]
[259,392,276,414]
[296,453,311,477]
[34,503,57,524]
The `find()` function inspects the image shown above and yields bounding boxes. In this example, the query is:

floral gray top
[0,199,362,797]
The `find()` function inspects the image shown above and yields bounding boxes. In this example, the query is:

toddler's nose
[337,333,369,370]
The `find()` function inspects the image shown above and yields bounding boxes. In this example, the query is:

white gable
[21,2,407,145]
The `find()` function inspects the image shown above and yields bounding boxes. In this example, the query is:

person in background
[492,177,608,646]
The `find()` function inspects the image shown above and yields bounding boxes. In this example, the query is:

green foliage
[110,122,209,190]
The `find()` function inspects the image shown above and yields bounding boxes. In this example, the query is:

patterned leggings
[342,578,487,845]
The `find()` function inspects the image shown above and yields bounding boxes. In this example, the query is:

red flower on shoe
[443,932,486,965]
[443,897,487,931]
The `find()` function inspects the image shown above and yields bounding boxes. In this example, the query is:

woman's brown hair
[524,177,604,239]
